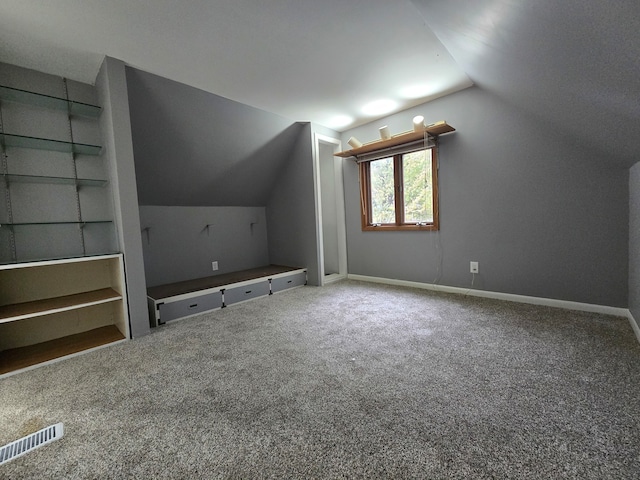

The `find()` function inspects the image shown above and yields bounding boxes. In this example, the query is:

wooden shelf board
[0,288,121,323]
[334,121,455,158]
[0,325,125,375]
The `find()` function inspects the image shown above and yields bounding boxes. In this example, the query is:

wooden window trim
[360,147,439,232]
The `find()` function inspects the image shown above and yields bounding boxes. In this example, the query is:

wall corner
[95,56,150,338]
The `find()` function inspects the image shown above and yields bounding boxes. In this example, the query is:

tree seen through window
[361,147,438,231]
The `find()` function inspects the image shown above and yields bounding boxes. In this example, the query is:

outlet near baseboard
[470,261,479,274]
[212,261,219,271]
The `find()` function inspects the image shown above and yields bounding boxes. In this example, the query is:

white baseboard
[347,274,629,318]
[628,311,640,344]
[323,273,347,285]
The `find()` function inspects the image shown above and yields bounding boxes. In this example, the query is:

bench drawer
[224,280,270,306]
[158,291,223,322]
[271,271,307,293]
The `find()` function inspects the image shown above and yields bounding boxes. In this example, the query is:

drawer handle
[287,280,292,284]
[245,290,252,294]
[189,304,198,309]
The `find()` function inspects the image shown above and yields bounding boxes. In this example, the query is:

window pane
[402,149,433,223]
[369,157,395,224]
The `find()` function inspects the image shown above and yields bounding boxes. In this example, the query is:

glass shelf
[0,220,113,227]
[0,85,101,118]
[0,251,120,266]
[0,133,102,156]
[1,173,108,187]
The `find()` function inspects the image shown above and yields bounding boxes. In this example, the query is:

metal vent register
[0,423,64,465]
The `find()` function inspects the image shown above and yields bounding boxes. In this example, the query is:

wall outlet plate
[212,261,218,271]
[470,261,479,274]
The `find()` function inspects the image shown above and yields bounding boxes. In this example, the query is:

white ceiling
[2,0,639,166]
[0,0,472,131]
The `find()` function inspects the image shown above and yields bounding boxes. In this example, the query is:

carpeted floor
[1,280,639,479]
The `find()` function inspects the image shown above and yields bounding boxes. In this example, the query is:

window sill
[362,224,439,232]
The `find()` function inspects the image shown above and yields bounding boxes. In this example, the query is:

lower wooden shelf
[0,325,125,375]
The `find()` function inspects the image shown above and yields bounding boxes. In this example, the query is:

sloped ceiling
[0,0,471,132]
[2,1,638,167]
[411,0,640,168]
[126,68,304,206]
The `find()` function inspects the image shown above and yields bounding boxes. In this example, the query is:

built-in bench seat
[147,265,307,327]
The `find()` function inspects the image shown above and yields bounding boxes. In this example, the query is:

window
[359,147,438,231]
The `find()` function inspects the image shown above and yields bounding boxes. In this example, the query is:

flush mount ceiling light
[362,99,397,116]
[326,114,354,129]
[399,84,432,99]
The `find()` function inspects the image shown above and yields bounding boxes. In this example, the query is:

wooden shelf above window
[334,121,455,158]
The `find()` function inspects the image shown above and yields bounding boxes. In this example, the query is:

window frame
[359,146,439,232]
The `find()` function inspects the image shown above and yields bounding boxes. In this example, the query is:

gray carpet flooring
[1,280,639,479]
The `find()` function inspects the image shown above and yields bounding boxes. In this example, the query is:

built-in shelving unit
[334,121,455,158]
[0,80,115,264]
[0,254,129,377]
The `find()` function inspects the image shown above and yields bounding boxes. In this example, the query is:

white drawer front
[158,291,223,322]
[223,280,270,306]
[271,271,307,293]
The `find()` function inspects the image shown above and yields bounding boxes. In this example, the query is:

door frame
[312,133,348,285]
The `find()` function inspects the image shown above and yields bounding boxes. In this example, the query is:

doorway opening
[313,134,347,285]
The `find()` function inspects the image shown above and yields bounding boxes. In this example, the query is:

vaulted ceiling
[412,0,640,168]
[1,0,639,167]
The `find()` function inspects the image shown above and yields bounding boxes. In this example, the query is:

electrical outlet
[212,261,218,271]
[470,261,479,274]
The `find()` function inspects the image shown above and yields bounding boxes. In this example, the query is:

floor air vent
[0,423,64,466]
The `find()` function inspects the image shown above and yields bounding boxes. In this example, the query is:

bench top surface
[147,265,303,300]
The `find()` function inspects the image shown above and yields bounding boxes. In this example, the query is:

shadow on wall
[126,66,303,207]
[197,122,305,206]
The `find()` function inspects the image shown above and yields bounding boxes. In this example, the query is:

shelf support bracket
[142,227,151,245]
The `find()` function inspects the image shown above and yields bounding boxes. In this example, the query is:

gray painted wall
[125,67,302,207]
[630,161,640,320]
[342,86,629,308]
[311,122,341,140]
[139,206,269,287]
[125,67,319,291]
[267,123,320,285]
[96,57,150,338]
